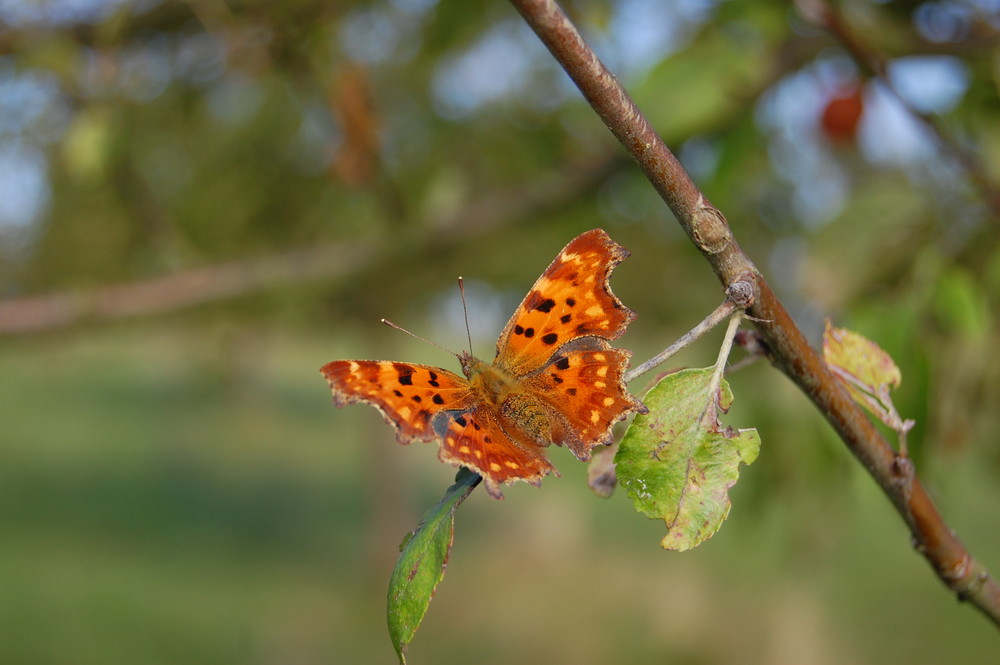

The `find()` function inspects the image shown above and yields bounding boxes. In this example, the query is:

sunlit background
[2,0,1000,663]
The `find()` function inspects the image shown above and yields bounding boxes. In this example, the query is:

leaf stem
[701,312,744,429]
[625,299,736,383]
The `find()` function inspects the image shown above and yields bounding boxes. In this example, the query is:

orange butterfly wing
[520,337,644,460]
[320,360,554,498]
[494,228,635,376]
[320,360,474,443]
[432,410,556,499]
[492,228,646,461]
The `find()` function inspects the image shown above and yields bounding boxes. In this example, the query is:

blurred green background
[2,1,1000,663]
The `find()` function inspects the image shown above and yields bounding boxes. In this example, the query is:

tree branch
[508,0,1000,628]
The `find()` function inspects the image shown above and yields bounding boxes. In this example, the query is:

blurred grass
[1,326,998,664]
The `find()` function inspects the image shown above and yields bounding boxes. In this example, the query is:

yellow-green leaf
[823,320,911,433]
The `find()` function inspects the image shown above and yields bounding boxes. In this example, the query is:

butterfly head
[458,350,486,379]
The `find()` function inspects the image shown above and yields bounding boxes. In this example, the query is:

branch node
[890,455,915,507]
[891,454,914,479]
[690,205,733,255]
[945,554,973,583]
[726,275,756,310]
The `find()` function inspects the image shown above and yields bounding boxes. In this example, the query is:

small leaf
[823,320,912,433]
[823,319,901,395]
[387,468,480,664]
[615,368,760,551]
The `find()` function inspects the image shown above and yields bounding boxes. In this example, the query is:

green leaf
[387,468,480,664]
[615,368,760,551]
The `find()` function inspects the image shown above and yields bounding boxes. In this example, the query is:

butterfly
[320,229,647,498]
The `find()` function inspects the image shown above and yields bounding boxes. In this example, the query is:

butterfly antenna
[381,319,459,359]
[458,276,474,356]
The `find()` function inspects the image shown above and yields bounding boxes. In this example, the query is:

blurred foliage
[1,0,1000,663]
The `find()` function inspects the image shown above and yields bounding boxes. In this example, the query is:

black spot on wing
[523,290,545,311]
[394,363,414,386]
[432,394,445,405]
[541,332,558,345]
[535,298,556,313]
[555,357,571,371]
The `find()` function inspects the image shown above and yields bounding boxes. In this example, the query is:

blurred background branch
[0,153,614,335]
[0,243,368,334]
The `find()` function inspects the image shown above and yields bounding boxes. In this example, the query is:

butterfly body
[460,354,518,410]
[322,229,647,498]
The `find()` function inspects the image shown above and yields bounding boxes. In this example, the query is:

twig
[508,0,1000,628]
